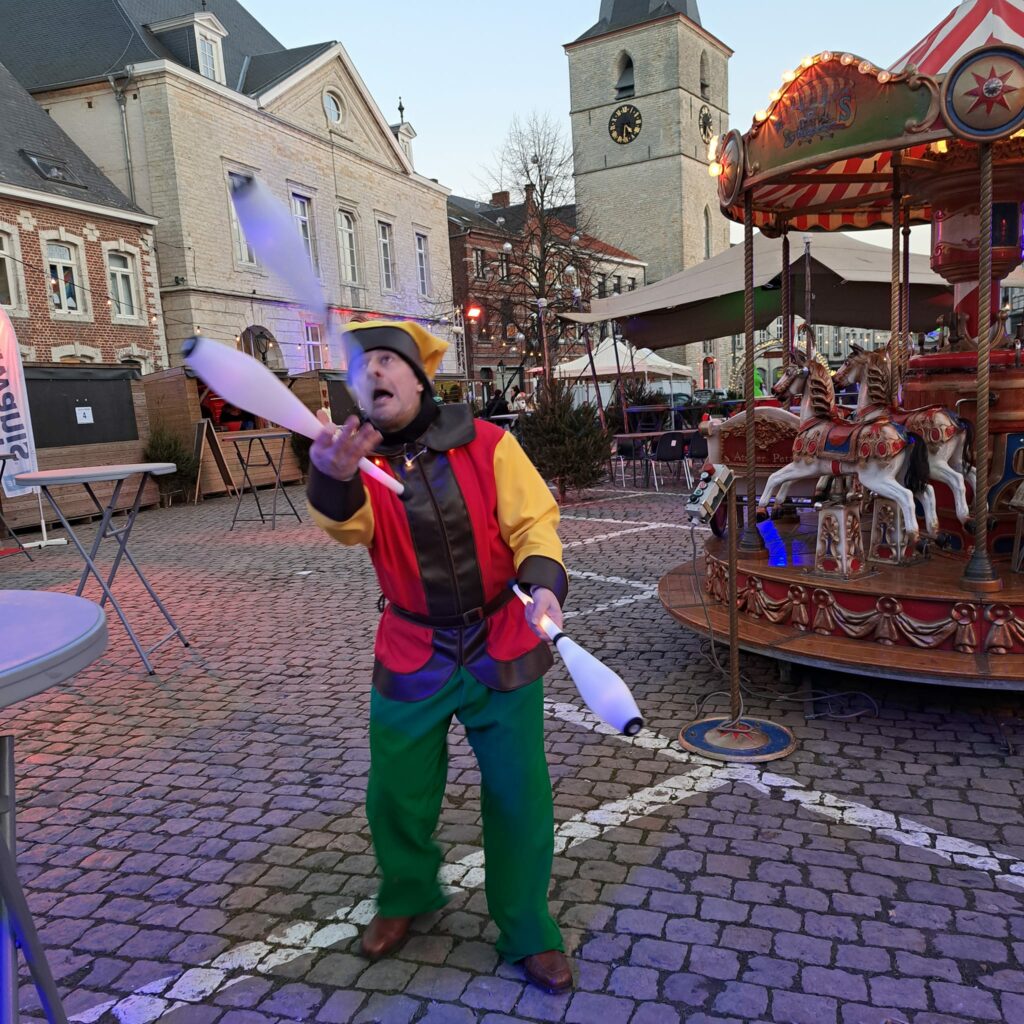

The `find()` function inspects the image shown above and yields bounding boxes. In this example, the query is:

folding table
[14,464,188,674]
[222,430,302,530]
[0,590,107,1024]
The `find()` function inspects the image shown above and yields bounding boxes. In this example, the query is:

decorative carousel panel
[941,45,1024,142]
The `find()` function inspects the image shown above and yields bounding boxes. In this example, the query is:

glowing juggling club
[230,177,329,333]
[181,335,404,497]
[512,583,643,736]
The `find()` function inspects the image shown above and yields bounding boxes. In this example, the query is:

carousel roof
[891,0,1024,76]
[719,0,1024,232]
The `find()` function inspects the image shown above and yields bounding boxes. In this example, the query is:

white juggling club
[181,336,404,497]
[513,583,643,736]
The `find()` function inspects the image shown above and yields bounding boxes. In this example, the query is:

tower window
[615,54,635,100]
[700,51,710,99]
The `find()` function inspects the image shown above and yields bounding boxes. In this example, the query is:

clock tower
[566,1,731,284]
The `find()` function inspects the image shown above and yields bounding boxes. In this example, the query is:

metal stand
[21,493,66,552]
[38,476,188,674]
[0,737,68,1024]
[679,483,798,762]
[226,433,302,531]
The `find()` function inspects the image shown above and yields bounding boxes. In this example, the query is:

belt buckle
[461,606,485,626]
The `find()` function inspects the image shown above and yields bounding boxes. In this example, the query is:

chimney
[524,182,535,213]
[491,190,510,208]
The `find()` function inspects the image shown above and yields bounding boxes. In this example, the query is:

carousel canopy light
[708,160,723,177]
[858,59,875,74]
[755,110,770,122]
[840,53,855,65]
[800,55,814,68]
[781,69,796,82]
[877,70,892,84]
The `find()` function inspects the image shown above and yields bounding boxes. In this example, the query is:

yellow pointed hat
[343,321,449,385]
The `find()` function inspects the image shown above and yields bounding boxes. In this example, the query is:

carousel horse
[833,345,975,524]
[759,351,937,541]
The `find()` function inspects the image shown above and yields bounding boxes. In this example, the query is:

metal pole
[964,142,1001,589]
[740,191,765,552]
[901,201,912,397]
[890,165,902,364]
[583,328,606,430]
[803,237,814,358]
[781,229,792,367]
[727,482,741,720]
[0,737,16,1024]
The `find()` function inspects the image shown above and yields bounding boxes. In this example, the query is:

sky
[242,0,957,249]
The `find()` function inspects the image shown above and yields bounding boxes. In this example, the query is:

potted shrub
[143,426,200,506]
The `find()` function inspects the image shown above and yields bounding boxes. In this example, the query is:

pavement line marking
[564,525,669,547]
[546,700,1024,888]
[561,516,689,529]
[567,569,657,589]
[563,569,659,620]
[71,699,1024,1021]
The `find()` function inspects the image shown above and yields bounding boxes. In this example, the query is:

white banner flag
[0,307,39,498]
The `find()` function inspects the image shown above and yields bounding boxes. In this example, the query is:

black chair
[613,438,643,487]
[652,431,691,487]
[687,431,710,482]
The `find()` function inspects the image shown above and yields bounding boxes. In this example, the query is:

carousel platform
[660,513,1024,689]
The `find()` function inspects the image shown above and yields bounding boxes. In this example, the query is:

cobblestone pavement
[2,483,1023,1024]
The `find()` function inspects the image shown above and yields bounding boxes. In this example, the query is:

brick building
[448,190,645,395]
[0,1,457,376]
[0,61,164,368]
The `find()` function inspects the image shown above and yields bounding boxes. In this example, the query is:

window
[21,151,83,188]
[377,221,395,291]
[700,51,710,99]
[290,193,319,274]
[832,336,843,357]
[47,242,81,313]
[616,54,635,100]
[499,252,510,280]
[628,277,636,291]
[304,323,324,370]
[473,248,486,279]
[107,252,136,318]
[415,232,430,296]
[338,210,358,283]
[596,274,607,298]
[704,207,712,261]
[613,275,622,294]
[198,34,218,80]
[323,92,343,124]
[228,172,256,265]
[0,233,14,307]
[703,340,714,355]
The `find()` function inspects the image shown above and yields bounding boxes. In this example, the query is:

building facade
[448,191,646,395]
[566,0,732,285]
[0,61,164,368]
[0,1,457,376]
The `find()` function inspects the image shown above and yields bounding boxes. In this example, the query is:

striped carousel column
[740,192,766,553]
[963,142,1002,589]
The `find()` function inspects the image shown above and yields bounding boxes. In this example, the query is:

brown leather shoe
[522,949,573,993]
[359,914,412,960]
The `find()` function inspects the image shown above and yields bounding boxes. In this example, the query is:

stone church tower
[566,1,731,284]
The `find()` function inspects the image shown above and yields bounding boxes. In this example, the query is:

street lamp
[497,359,505,393]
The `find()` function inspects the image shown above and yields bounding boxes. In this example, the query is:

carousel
[659,0,1024,687]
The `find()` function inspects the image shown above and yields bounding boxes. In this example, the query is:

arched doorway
[240,325,284,370]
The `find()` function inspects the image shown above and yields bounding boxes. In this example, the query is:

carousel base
[660,514,1024,689]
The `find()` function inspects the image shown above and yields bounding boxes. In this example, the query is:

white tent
[554,337,692,379]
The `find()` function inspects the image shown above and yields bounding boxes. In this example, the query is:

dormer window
[147,11,228,86]
[198,33,220,81]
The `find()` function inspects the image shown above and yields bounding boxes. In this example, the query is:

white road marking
[71,699,1024,1021]
[561,516,689,529]
[564,525,668,547]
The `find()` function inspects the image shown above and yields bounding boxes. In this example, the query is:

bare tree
[477,113,637,388]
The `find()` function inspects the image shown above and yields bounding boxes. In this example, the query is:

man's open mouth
[373,388,393,401]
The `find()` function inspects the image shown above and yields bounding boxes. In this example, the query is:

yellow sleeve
[305,468,375,548]
[493,430,568,601]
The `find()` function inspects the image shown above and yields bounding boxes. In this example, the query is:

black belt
[389,588,514,628]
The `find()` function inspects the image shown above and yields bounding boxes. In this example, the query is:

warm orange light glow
[466,304,483,320]
[769,89,781,102]
[782,69,796,82]
[708,161,723,177]
[876,70,892,84]
[754,109,770,122]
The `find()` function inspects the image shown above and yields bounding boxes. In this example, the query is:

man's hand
[525,586,563,639]
[310,409,382,483]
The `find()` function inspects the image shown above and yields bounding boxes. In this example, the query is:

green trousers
[367,669,563,962]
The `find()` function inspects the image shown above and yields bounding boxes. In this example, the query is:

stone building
[448,190,645,395]
[0,61,164,368]
[566,0,731,286]
[0,1,456,374]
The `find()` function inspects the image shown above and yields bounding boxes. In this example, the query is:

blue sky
[243,0,954,247]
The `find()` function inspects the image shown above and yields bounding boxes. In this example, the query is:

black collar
[376,403,475,455]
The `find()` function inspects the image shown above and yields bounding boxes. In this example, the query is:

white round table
[0,591,107,1024]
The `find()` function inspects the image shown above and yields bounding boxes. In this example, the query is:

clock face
[699,105,714,144]
[609,103,643,145]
